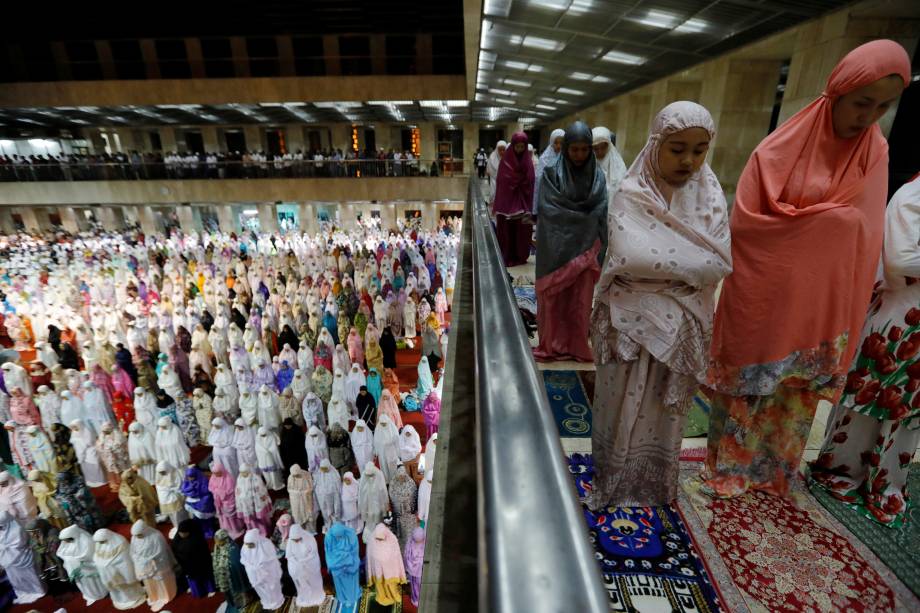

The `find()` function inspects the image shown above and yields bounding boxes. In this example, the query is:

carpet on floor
[676,463,920,612]
[543,371,592,437]
[808,463,920,598]
[568,454,726,613]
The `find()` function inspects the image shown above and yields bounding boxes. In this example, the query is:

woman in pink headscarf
[91,365,115,406]
[208,462,245,539]
[588,102,731,509]
[704,40,912,499]
[492,132,535,267]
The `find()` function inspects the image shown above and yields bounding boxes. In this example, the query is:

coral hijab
[710,40,911,391]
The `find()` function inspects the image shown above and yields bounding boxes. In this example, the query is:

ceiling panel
[476,0,853,120]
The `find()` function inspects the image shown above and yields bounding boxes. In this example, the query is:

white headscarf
[349,419,374,471]
[398,425,422,462]
[235,464,271,516]
[129,519,175,579]
[373,415,400,483]
[591,126,628,203]
[285,524,326,607]
[127,422,157,481]
[92,528,138,586]
[241,528,283,595]
[154,416,190,468]
[304,425,329,472]
[533,128,566,214]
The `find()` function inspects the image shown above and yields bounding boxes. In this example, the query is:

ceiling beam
[464,0,484,99]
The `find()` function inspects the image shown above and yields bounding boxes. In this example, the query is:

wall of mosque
[0,176,468,206]
[0,75,466,108]
[553,0,920,201]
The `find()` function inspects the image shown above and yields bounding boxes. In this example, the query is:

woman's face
[593,141,609,160]
[832,75,904,139]
[513,142,526,155]
[552,136,563,153]
[657,127,711,187]
[567,142,591,166]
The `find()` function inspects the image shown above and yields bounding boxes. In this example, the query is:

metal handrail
[471,178,608,612]
[0,158,472,182]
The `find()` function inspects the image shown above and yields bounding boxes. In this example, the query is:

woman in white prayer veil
[241,528,285,610]
[358,462,390,543]
[399,425,422,465]
[239,389,258,425]
[92,528,146,610]
[58,524,109,605]
[418,469,433,525]
[344,363,366,410]
[340,470,363,534]
[189,323,212,377]
[314,459,342,531]
[59,390,83,427]
[256,385,280,430]
[301,391,326,430]
[154,461,187,535]
[35,385,62,431]
[286,524,327,607]
[81,380,115,434]
[591,126,628,204]
[403,296,418,340]
[69,419,108,487]
[350,419,374,473]
[209,417,240,479]
[154,416,190,469]
[157,365,184,400]
[255,426,285,490]
[287,464,317,531]
[297,344,315,375]
[374,414,401,483]
[212,387,235,423]
[533,128,566,215]
[129,519,177,612]
[192,388,213,440]
[333,346,351,379]
[127,421,158,483]
[0,511,45,603]
[232,418,260,472]
[132,387,157,429]
[327,397,351,432]
[486,140,507,201]
[373,296,388,328]
[305,425,329,472]
[208,323,229,367]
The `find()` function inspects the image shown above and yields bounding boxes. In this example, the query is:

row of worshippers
[0,419,436,610]
[494,40,919,528]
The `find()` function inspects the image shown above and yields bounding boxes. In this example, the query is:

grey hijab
[535,121,608,279]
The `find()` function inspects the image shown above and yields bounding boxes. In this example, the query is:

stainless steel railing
[471,178,607,612]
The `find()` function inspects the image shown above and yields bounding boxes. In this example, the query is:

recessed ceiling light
[557,87,584,96]
[510,35,565,52]
[504,60,529,70]
[483,0,511,18]
[535,104,556,110]
[602,50,645,65]
[570,72,612,83]
[489,88,514,96]
[494,98,515,105]
[504,78,531,88]
[675,18,708,34]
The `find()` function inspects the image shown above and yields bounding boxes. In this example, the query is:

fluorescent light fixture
[480,19,493,49]
[570,72,612,83]
[494,98,515,105]
[0,140,12,146]
[28,138,45,145]
[675,18,708,34]
[557,87,584,96]
[527,64,545,73]
[259,103,285,107]
[602,50,645,65]
[283,102,307,106]
[489,88,514,96]
[483,0,511,18]
[243,209,258,216]
[518,116,539,123]
[504,60,529,70]
[535,104,556,110]
[504,78,531,87]
[445,100,469,107]
[509,34,565,52]
[530,0,568,9]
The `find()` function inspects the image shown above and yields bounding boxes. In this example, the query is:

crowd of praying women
[492,40,920,527]
[0,216,456,610]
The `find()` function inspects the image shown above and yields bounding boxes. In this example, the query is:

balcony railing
[0,158,471,181]
[420,177,608,612]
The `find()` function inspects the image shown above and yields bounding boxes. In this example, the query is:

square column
[258,203,279,233]
[175,205,201,234]
[299,203,318,235]
[202,126,221,153]
[136,205,159,235]
[216,204,238,233]
[158,127,178,153]
[59,207,80,233]
[244,126,263,153]
[95,206,118,231]
[17,207,40,233]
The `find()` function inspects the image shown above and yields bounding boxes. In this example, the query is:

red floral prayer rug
[677,465,920,612]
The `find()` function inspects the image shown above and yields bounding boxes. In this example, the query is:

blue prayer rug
[542,370,592,437]
[568,454,725,613]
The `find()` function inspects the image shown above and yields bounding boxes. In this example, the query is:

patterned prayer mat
[684,392,710,438]
[543,371,593,437]
[809,463,920,597]
[513,285,537,314]
[677,464,920,612]
[568,454,725,613]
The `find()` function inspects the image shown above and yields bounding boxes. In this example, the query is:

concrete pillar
[418,122,438,167]
[243,126,263,153]
[331,125,353,154]
[137,206,159,235]
[387,202,399,232]
[175,205,201,234]
[216,204,238,233]
[423,201,438,233]
[202,126,220,153]
[96,206,118,231]
[0,208,15,234]
[299,203,318,235]
[462,121,479,175]
[285,125,305,154]
[258,203,278,233]
[59,207,80,233]
[158,127,178,153]
[17,208,40,233]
